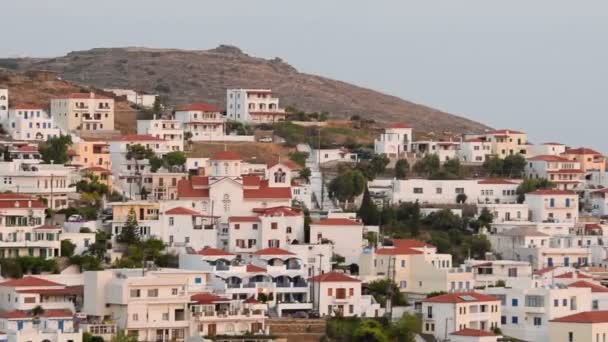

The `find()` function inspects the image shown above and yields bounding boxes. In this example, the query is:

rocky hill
[0,46,489,134]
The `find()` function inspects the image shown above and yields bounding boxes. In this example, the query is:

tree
[478,207,494,228]
[456,193,468,204]
[162,151,186,170]
[61,239,76,257]
[116,208,140,244]
[31,305,45,317]
[111,331,138,342]
[482,156,504,177]
[328,169,367,203]
[503,154,527,178]
[353,320,389,342]
[358,189,380,225]
[39,135,72,164]
[389,313,420,342]
[413,154,440,177]
[468,235,492,259]
[152,96,162,114]
[289,151,309,167]
[299,167,311,183]
[443,158,464,179]
[424,209,463,231]
[367,279,408,308]
[516,178,555,203]
[370,155,390,177]
[395,159,409,180]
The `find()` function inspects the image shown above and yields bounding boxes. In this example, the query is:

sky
[2,0,607,152]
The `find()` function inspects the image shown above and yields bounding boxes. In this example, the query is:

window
[148,289,159,297]
[349,305,354,314]
[533,317,542,326]
[436,188,442,194]
[194,277,202,284]
[172,288,178,295]
[349,288,354,296]
[501,316,506,324]
[413,188,423,194]
[455,187,465,194]
[328,288,332,296]
[234,224,240,230]
[401,260,405,268]
[287,227,292,233]
[508,268,518,277]
[593,300,599,310]
[271,222,278,230]
[132,314,138,321]
[130,289,141,298]
[169,217,174,226]
[563,299,568,307]
[400,281,407,289]
[511,298,518,307]
[554,299,559,307]
[526,295,544,307]
[569,332,573,342]
[512,316,518,324]
[252,224,258,230]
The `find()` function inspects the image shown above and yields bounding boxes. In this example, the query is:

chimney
[28,200,31,208]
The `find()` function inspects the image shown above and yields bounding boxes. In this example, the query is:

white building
[0,89,8,120]
[528,142,567,157]
[0,276,81,313]
[457,138,493,164]
[466,260,533,288]
[591,188,608,217]
[105,88,158,108]
[549,311,608,342]
[226,89,289,123]
[309,272,383,318]
[485,285,592,342]
[0,309,81,342]
[526,155,584,190]
[137,117,183,151]
[412,141,460,162]
[421,292,501,340]
[391,178,519,205]
[310,218,364,265]
[174,103,226,141]
[311,148,358,165]
[374,123,413,158]
[525,189,579,223]
[50,92,115,132]
[464,129,528,159]
[4,105,61,141]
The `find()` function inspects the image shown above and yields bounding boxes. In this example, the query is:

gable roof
[175,102,220,112]
[312,218,362,226]
[388,123,411,129]
[0,311,31,319]
[229,216,261,223]
[564,147,602,155]
[190,293,230,305]
[177,179,210,199]
[528,155,572,162]
[164,207,201,216]
[555,271,592,279]
[252,206,301,217]
[246,264,267,273]
[268,159,302,170]
[450,328,496,337]
[0,276,63,288]
[197,247,234,257]
[375,247,423,255]
[551,311,608,324]
[243,186,291,200]
[254,248,295,256]
[527,189,576,196]
[423,292,499,303]
[41,309,73,318]
[308,272,360,283]
[212,151,241,161]
[568,280,608,293]
[392,239,435,249]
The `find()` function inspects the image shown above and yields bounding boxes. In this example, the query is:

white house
[526,155,584,190]
[591,189,608,217]
[464,129,528,159]
[137,117,183,151]
[549,311,608,342]
[309,272,383,318]
[528,142,567,157]
[4,106,61,141]
[421,292,501,340]
[311,148,358,165]
[457,138,493,164]
[50,92,115,132]
[412,141,460,162]
[174,102,226,141]
[310,218,364,265]
[0,309,81,342]
[105,88,158,108]
[374,123,413,158]
[0,276,81,313]
[525,189,579,223]
[226,89,289,123]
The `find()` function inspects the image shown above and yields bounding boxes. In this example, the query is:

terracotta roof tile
[528,155,572,162]
[252,206,301,217]
[41,309,73,318]
[0,276,63,287]
[164,207,201,216]
[229,216,261,223]
[375,247,423,255]
[312,218,362,226]
[423,292,499,303]
[527,189,577,195]
[254,248,295,256]
[309,272,360,283]
[569,280,608,293]
[450,328,496,337]
[190,293,230,304]
[246,264,267,273]
[243,186,291,200]
[0,311,31,319]
[388,123,411,129]
[175,102,221,112]
[392,239,435,249]
[197,247,234,257]
[212,151,241,161]
[564,148,602,155]
[551,311,608,323]
[555,271,592,279]
[177,179,209,199]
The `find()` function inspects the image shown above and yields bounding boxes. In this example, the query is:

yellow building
[550,311,608,342]
[562,147,606,173]
[81,166,113,192]
[50,92,115,132]
[70,139,111,169]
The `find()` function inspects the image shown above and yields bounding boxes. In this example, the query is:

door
[547,257,553,267]
[58,319,64,332]
[17,320,23,331]
[208,324,217,336]
[139,208,145,220]
[564,257,570,266]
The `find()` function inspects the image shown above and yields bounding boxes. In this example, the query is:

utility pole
[317,253,324,311]
[386,256,395,320]
[50,174,54,210]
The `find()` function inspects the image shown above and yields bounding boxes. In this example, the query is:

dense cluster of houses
[0,85,607,342]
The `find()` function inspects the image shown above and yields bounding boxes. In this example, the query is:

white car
[259,136,273,143]
[67,214,84,222]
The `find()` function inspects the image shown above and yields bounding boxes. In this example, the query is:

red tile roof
[191,293,230,305]
[392,239,435,249]
[564,148,602,155]
[191,176,210,187]
[197,247,234,257]
[16,145,39,153]
[477,179,517,185]
[450,328,496,337]
[569,281,608,293]
[528,155,572,162]
[555,271,592,279]
[254,248,295,256]
[388,123,411,129]
[41,309,73,318]
[0,276,63,288]
[527,189,576,195]
[177,179,210,199]
[0,199,46,209]
[246,264,267,273]
[550,311,608,324]
[547,169,584,174]
[242,175,261,187]
[250,111,289,116]
[423,292,499,303]
[463,138,484,143]
[0,193,35,200]
[309,272,360,283]
[375,247,423,255]
[0,311,31,319]
[212,151,241,161]
[164,207,201,216]
[110,134,164,142]
[244,297,260,304]
[253,206,301,217]
[175,102,221,112]
[229,216,261,223]
[593,188,608,194]
[243,186,291,200]
[17,286,82,296]
[58,93,112,100]
[534,266,558,275]
[312,218,362,226]
[12,104,44,110]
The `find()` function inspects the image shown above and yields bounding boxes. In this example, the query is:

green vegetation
[516,178,554,203]
[358,189,380,225]
[367,279,408,307]
[285,105,329,122]
[326,314,419,342]
[356,155,389,180]
[289,151,309,166]
[116,208,140,244]
[483,154,527,178]
[0,257,59,278]
[60,239,76,257]
[328,169,367,202]
[225,120,254,135]
[39,134,72,164]
[395,159,409,180]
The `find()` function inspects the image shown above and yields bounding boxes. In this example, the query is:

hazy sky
[2,1,607,152]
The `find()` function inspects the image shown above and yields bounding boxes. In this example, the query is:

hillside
[0,69,138,134]
[0,46,490,134]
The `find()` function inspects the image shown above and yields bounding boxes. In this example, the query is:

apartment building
[568,280,608,310]
[591,188,608,217]
[310,272,383,318]
[528,142,567,157]
[50,92,114,132]
[526,155,584,190]
[360,239,474,295]
[374,123,413,158]
[465,129,528,158]
[485,285,592,342]
[159,206,218,249]
[174,103,225,141]
[83,268,213,341]
[525,189,579,223]
[137,117,183,151]
[70,138,111,169]
[391,178,519,205]
[0,194,59,259]
[562,147,606,174]
[109,201,161,243]
[0,276,81,313]
[0,160,76,209]
[311,148,358,165]
[3,106,61,141]
[7,144,41,162]
[0,309,81,342]
[421,292,501,340]
[550,311,608,342]
[465,260,532,288]
[412,141,460,162]
[480,203,530,223]
[226,89,288,123]
[105,88,158,108]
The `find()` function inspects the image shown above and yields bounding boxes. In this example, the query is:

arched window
[274,168,286,183]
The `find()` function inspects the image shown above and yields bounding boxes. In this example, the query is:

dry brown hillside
[0,46,490,134]
[0,69,137,134]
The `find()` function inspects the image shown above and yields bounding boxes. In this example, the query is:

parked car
[259,136,273,143]
[67,214,84,222]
